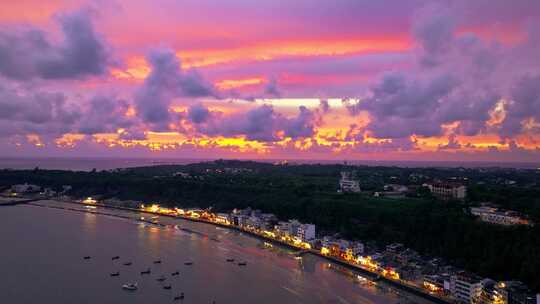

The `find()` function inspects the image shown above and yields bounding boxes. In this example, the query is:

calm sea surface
[0,201,434,304]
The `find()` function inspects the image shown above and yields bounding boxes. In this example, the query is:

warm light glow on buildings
[423,282,442,292]
[82,197,97,204]
[321,247,330,255]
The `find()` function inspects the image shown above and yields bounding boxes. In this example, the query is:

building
[494,281,537,304]
[476,278,498,304]
[274,219,301,237]
[386,243,404,254]
[215,213,230,225]
[427,182,467,200]
[339,171,361,193]
[296,223,316,242]
[247,215,262,229]
[424,275,445,293]
[229,213,249,227]
[451,272,482,303]
[470,207,531,226]
[11,183,41,193]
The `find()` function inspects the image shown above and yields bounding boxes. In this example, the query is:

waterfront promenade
[28,198,451,304]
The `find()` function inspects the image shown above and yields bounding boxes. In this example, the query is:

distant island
[1,160,539,301]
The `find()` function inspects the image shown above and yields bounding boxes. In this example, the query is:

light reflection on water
[0,201,433,304]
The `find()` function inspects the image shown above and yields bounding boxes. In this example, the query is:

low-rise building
[386,243,404,254]
[11,183,41,193]
[470,206,531,226]
[339,171,361,193]
[494,281,537,304]
[427,182,467,200]
[424,275,446,293]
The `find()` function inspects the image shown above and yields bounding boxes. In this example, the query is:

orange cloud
[178,38,410,68]
[215,77,265,90]
[111,37,410,81]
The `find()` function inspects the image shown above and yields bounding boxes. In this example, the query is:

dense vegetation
[1,160,539,291]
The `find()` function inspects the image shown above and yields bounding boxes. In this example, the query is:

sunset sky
[1,0,540,161]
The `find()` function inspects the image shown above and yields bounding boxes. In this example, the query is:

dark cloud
[77,95,134,134]
[193,104,319,142]
[348,71,456,138]
[319,99,330,113]
[283,105,317,138]
[187,103,210,124]
[0,84,81,136]
[264,77,281,98]
[413,4,456,67]
[500,74,540,137]
[118,127,147,141]
[0,10,109,80]
[438,134,461,150]
[347,2,540,142]
[134,48,216,130]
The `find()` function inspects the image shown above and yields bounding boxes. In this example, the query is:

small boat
[153,260,162,264]
[122,282,138,291]
[226,258,235,262]
[156,275,166,282]
[174,292,185,301]
[140,269,151,275]
[174,294,184,301]
[237,262,247,266]
[83,256,91,260]
[110,272,120,277]
[123,262,132,266]
[112,256,120,260]
[171,271,180,276]
[184,262,193,266]
[163,285,172,290]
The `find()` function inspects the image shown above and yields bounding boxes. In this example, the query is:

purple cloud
[347,2,540,142]
[77,95,134,135]
[193,104,320,142]
[134,48,216,130]
[0,84,81,137]
[187,103,211,124]
[0,10,109,80]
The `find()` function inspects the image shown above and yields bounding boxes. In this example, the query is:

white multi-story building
[339,171,361,193]
[427,182,467,200]
[451,272,482,303]
[275,220,301,237]
[296,224,316,242]
[470,207,531,226]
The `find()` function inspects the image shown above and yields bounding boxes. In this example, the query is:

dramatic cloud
[0,84,80,136]
[501,74,540,137]
[347,2,540,144]
[134,48,216,130]
[187,103,210,124]
[0,10,109,80]
[77,95,134,134]
[0,1,539,160]
[193,104,320,142]
[438,134,461,150]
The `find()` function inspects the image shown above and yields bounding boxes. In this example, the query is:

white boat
[122,282,138,290]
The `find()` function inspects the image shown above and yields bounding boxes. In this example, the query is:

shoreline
[31,198,450,304]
